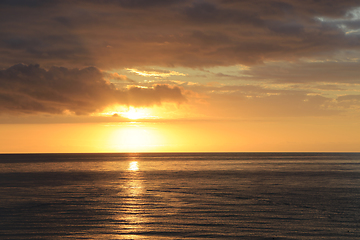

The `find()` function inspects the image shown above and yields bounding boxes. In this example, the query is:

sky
[1,0,360,152]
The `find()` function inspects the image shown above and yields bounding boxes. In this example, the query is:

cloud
[127,84,186,107]
[231,60,360,84]
[336,94,360,108]
[126,68,187,78]
[1,0,360,69]
[103,72,135,82]
[110,0,185,9]
[0,64,186,115]
[206,90,339,118]
[1,0,360,121]
[0,0,55,7]
[175,82,343,118]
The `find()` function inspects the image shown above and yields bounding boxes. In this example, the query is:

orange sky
[0,1,360,152]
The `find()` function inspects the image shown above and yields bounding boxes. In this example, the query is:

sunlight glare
[128,161,139,171]
[107,123,164,152]
[122,107,147,120]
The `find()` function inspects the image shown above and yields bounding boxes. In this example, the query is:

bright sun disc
[122,107,147,120]
[107,123,163,152]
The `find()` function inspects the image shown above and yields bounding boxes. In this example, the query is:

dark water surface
[0,153,359,239]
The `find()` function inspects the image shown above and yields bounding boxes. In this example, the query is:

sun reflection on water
[120,160,145,238]
[128,161,139,171]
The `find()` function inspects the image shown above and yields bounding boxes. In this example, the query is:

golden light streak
[126,68,187,78]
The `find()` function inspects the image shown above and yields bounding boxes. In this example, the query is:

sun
[101,103,186,121]
[107,123,164,152]
[100,106,155,120]
[122,107,146,120]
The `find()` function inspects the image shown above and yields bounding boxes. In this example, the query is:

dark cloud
[74,0,185,9]
[2,35,89,61]
[266,21,304,35]
[238,61,360,83]
[0,0,56,7]
[114,0,185,9]
[1,0,360,68]
[0,64,186,115]
[183,1,264,26]
[219,0,359,19]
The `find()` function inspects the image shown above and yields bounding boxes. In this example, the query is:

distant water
[0,153,360,239]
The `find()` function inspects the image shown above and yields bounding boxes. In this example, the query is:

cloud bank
[1,0,360,69]
[1,0,360,119]
[0,64,186,115]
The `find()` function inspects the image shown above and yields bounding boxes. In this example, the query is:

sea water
[0,153,359,239]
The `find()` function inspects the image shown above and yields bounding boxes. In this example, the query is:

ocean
[0,152,359,239]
